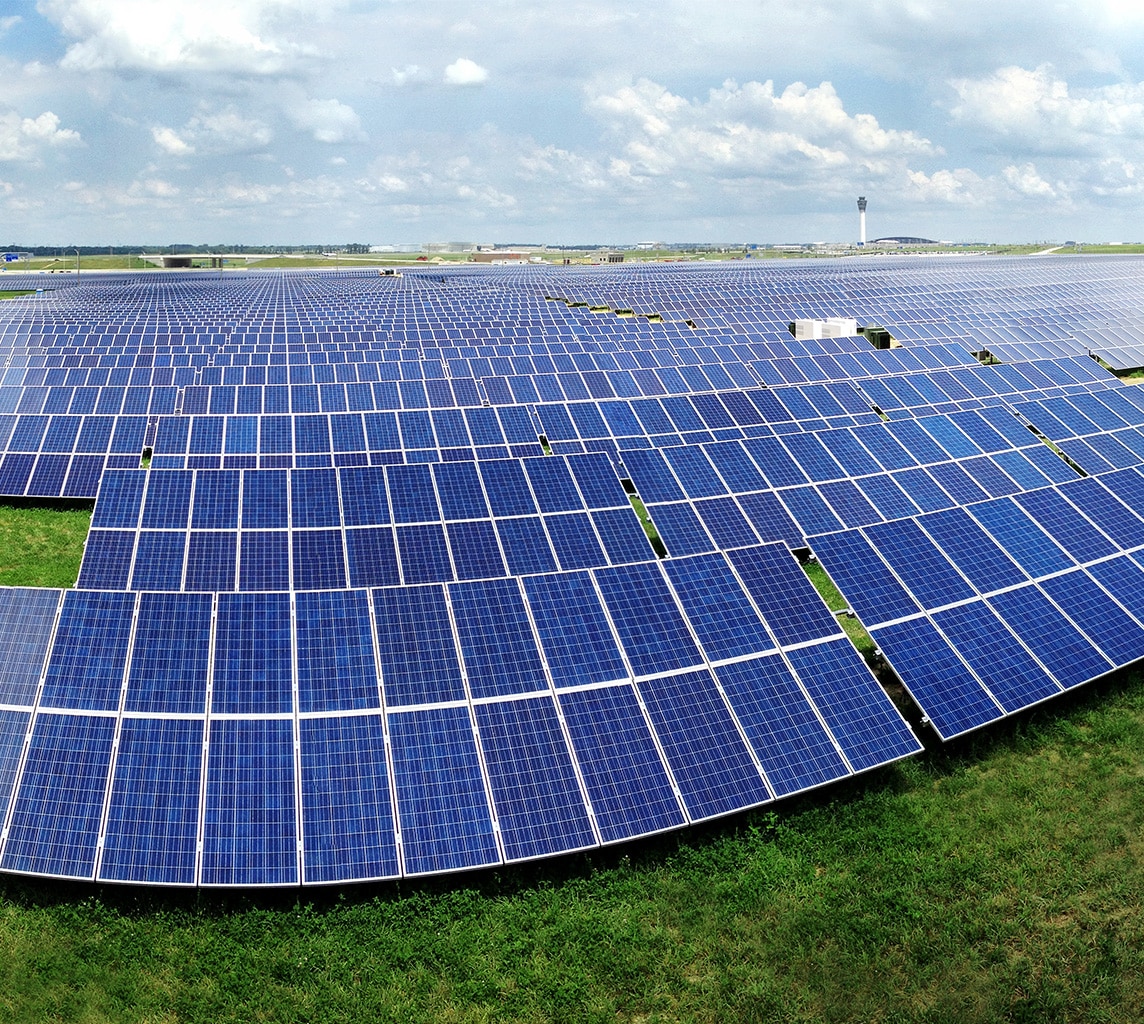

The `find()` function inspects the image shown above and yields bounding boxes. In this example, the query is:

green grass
[0,502,91,587]
[0,290,36,299]
[803,558,880,667]
[0,671,1142,1022]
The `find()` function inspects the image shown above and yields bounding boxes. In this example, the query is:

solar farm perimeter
[0,254,1143,887]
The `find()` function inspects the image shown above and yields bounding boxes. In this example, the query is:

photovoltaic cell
[523,571,627,688]
[1,713,115,878]
[715,654,849,796]
[664,552,775,661]
[450,578,548,699]
[300,715,399,883]
[125,592,212,714]
[373,585,465,706]
[201,717,298,886]
[99,717,203,884]
[40,590,135,711]
[212,592,293,714]
[637,668,770,819]
[557,685,684,841]
[871,616,1001,738]
[784,639,921,771]
[931,600,1061,712]
[475,697,596,860]
[987,585,1112,690]
[295,590,380,712]
[595,562,703,676]
[0,587,62,705]
[387,706,499,874]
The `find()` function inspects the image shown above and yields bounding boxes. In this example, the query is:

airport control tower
[857,196,867,246]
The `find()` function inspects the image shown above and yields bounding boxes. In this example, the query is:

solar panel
[8,257,1144,883]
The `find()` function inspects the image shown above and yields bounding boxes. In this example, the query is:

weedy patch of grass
[1,671,1143,1022]
[0,502,91,587]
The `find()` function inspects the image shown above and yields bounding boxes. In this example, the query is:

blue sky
[2,0,1143,245]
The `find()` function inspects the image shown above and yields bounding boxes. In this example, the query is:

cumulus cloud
[0,110,81,161]
[443,58,488,86]
[950,65,1144,154]
[40,0,319,75]
[588,77,937,186]
[153,108,272,156]
[288,97,365,143]
[391,64,424,86]
[152,125,193,156]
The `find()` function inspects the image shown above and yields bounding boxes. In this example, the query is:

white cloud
[950,65,1144,154]
[0,15,21,36]
[443,57,488,86]
[0,110,81,161]
[1002,162,1058,199]
[40,0,320,75]
[152,125,193,156]
[288,97,364,144]
[588,77,937,185]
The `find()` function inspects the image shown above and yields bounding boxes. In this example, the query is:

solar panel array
[2,254,1143,884]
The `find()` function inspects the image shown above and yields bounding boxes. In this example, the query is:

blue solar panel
[130,530,186,590]
[865,518,976,610]
[871,616,1001,738]
[239,529,290,590]
[637,668,771,819]
[387,706,499,874]
[595,562,703,676]
[784,638,920,771]
[809,530,920,627]
[915,506,1028,594]
[99,717,203,884]
[396,523,454,583]
[125,592,212,713]
[212,592,293,714]
[292,469,341,528]
[292,529,347,590]
[558,685,684,841]
[0,587,61,705]
[1,713,115,878]
[1013,488,1117,564]
[495,516,558,575]
[201,718,298,886]
[242,470,288,528]
[339,466,389,526]
[299,715,399,883]
[475,697,596,859]
[296,590,380,712]
[664,552,775,661]
[545,511,608,569]
[91,469,145,529]
[987,585,1113,690]
[40,591,135,711]
[715,654,850,796]
[930,601,1061,712]
[967,498,1075,579]
[726,543,841,646]
[1038,571,1144,668]
[0,710,30,826]
[373,585,465,705]
[191,470,240,529]
[450,578,548,699]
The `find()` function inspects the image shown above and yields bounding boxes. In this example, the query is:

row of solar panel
[0,544,921,883]
[811,467,1144,737]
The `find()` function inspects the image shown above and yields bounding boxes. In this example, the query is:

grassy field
[0,502,90,587]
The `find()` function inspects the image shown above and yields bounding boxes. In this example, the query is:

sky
[2,0,1144,246]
